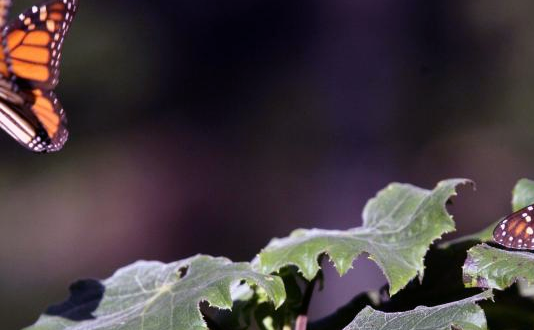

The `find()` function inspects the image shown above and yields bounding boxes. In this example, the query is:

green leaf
[25,255,286,330]
[512,178,534,211]
[309,242,486,330]
[258,179,470,295]
[441,178,534,249]
[462,179,534,292]
[253,267,307,330]
[463,244,534,290]
[343,291,492,330]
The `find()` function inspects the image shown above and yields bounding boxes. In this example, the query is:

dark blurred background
[2,0,534,328]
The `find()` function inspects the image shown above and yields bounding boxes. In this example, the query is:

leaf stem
[299,275,318,317]
[295,315,308,330]
[295,255,324,330]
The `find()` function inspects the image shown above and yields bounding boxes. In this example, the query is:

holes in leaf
[178,266,189,278]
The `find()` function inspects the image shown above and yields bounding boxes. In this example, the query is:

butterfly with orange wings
[0,0,77,152]
[493,203,534,250]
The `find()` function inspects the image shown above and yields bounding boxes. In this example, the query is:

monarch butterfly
[493,203,534,250]
[0,0,77,153]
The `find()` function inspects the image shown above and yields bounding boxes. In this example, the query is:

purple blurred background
[2,0,534,328]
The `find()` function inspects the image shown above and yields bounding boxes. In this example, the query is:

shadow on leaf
[45,279,104,321]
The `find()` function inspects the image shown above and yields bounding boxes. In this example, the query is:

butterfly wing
[4,0,78,89]
[29,89,67,151]
[0,0,12,78]
[493,204,534,250]
[0,0,11,27]
[0,94,53,152]
[0,0,77,152]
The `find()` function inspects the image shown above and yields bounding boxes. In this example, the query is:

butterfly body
[493,203,534,250]
[0,79,23,103]
[0,0,77,153]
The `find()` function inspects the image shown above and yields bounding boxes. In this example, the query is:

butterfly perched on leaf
[0,0,77,153]
[493,203,534,250]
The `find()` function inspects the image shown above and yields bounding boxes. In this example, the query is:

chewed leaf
[343,291,492,330]
[462,179,534,291]
[512,178,534,211]
[258,179,470,295]
[442,178,534,249]
[24,255,286,330]
[463,244,534,290]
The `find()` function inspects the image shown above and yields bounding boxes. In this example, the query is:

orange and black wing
[493,204,534,250]
[0,0,77,152]
[0,0,12,77]
[3,0,78,90]
[0,89,67,152]
[29,89,68,151]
